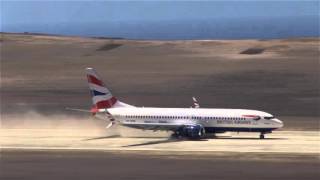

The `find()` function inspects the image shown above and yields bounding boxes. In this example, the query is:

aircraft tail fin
[86,68,133,111]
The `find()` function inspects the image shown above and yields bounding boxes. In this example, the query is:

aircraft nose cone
[273,119,284,128]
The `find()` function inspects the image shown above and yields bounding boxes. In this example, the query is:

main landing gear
[171,132,180,139]
[259,131,271,139]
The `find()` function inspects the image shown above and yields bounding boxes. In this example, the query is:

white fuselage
[108,107,283,133]
[84,67,283,137]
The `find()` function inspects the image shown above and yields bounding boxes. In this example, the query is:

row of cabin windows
[119,115,246,121]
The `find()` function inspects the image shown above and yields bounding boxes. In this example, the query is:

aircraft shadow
[121,136,171,139]
[82,135,121,141]
[123,138,208,147]
[213,137,287,140]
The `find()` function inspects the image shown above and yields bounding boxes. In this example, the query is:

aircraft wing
[122,121,196,131]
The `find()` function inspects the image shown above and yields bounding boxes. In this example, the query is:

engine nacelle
[179,124,206,139]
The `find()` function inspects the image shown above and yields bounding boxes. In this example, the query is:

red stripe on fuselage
[87,75,104,86]
[242,115,259,118]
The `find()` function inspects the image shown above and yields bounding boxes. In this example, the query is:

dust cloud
[0,110,170,138]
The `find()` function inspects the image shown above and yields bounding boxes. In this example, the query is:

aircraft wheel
[171,132,180,139]
[260,134,265,139]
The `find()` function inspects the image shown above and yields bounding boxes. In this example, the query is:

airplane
[72,68,283,140]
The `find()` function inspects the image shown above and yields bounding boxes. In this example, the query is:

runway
[1,129,319,180]
[1,149,318,180]
[1,129,319,155]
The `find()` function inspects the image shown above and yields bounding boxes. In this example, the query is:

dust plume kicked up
[0,110,170,138]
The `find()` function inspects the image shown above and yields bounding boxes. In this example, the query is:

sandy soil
[1,33,319,130]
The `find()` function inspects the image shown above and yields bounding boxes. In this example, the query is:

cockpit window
[253,116,261,120]
[264,116,275,120]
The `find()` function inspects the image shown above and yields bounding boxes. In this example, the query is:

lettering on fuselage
[217,120,251,125]
[125,120,136,123]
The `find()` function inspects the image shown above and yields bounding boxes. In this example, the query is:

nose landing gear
[259,133,265,139]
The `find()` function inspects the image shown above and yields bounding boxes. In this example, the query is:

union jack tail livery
[86,68,118,110]
[86,68,133,112]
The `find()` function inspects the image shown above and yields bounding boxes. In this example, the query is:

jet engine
[179,124,206,139]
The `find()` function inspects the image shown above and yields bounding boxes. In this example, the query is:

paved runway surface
[1,149,319,180]
[1,128,319,180]
[1,129,319,154]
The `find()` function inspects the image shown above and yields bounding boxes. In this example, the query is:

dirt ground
[1,33,319,130]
